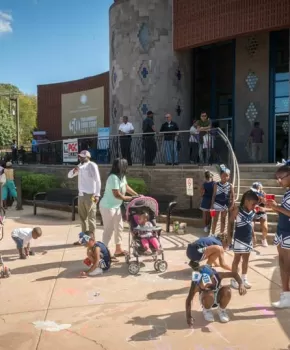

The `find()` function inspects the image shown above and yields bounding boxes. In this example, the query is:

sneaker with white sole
[231,279,239,289]
[217,307,230,323]
[202,308,214,322]
[88,267,103,276]
[243,278,252,289]
[272,292,290,308]
[261,239,268,247]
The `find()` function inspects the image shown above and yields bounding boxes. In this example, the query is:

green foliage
[0,100,16,147]
[127,177,148,195]
[17,172,62,200]
[0,84,37,146]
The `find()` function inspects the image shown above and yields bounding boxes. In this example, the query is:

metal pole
[16,97,20,149]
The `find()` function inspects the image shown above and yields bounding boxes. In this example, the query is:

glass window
[275,97,289,114]
[275,72,290,82]
[275,81,290,97]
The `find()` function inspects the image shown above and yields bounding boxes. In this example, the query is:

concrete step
[254,221,277,233]
[239,178,279,187]
[239,164,278,173]
[238,185,285,196]
[240,172,276,179]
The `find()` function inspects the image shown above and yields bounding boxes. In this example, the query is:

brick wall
[15,165,212,210]
[173,0,290,50]
[37,72,109,141]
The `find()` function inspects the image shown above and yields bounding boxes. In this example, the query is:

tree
[0,84,37,146]
[0,100,15,147]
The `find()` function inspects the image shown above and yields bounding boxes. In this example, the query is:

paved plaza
[0,207,289,350]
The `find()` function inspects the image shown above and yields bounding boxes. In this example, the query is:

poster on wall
[98,127,110,149]
[63,139,78,163]
[61,87,104,137]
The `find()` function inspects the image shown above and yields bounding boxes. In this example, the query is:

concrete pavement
[0,207,289,350]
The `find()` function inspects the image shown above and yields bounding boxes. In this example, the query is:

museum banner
[61,87,104,137]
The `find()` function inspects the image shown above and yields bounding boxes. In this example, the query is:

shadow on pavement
[127,307,277,341]
[147,287,188,300]
[11,213,76,226]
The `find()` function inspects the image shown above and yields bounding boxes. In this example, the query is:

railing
[0,128,240,198]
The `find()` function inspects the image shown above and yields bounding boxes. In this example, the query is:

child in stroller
[125,197,168,275]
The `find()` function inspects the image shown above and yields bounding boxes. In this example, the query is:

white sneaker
[88,267,103,276]
[204,226,209,233]
[243,278,252,289]
[262,239,268,247]
[231,279,239,289]
[203,308,214,322]
[217,307,230,323]
[272,292,290,308]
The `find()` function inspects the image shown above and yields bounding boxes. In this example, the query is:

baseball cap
[147,111,153,116]
[78,150,91,158]
[78,232,92,245]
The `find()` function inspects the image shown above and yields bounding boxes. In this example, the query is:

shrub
[127,177,148,195]
[17,172,61,199]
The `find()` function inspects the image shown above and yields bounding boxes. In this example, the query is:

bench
[33,189,78,221]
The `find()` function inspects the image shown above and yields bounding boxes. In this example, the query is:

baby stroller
[125,196,168,275]
[0,206,10,279]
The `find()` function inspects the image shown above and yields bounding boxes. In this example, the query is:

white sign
[98,127,110,149]
[63,139,78,163]
[186,178,194,196]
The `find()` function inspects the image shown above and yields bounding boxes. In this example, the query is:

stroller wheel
[128,262,140,275]
[154,259,161,272]
[157,260,168,273]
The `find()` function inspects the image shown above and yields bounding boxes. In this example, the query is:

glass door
[275,114,289,162]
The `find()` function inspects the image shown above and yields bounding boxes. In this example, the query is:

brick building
[110,0,290,162]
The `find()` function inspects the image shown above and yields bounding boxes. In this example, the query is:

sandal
[114,250,128,257]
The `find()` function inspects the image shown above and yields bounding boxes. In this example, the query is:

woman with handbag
[99,158,138,257]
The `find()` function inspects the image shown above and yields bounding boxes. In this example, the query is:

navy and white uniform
[187,237,222,262]
[274,190,290,249]
[200,181,215,211]
[92,241,111,271]
[233,207,255,253]
[213,182,231,211]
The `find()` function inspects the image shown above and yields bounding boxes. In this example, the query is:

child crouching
[11,227,42,259]
[79,233,112,277]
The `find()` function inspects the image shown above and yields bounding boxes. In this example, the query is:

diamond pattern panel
[245,102,258,123]
[246,36,259,58]
[282,121,289,134]
[138,61,150,84]
[138,23,150,52]
[138,98,150,119]
[245,71,258,92]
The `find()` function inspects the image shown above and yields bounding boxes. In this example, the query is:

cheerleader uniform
[200,181,215,211]
[90,241,111,271]
[213,182,231,211]
[187,236,222,262]
[274,190,290,249]
[233,207,255,253]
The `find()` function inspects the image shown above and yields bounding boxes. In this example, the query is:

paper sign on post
[186,178,194,196]
[63,139,78,163]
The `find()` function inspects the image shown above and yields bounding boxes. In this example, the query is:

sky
[0,0,113,95]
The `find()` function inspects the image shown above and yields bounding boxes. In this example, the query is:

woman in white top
[119,116,134,166]
[189,120,199,164]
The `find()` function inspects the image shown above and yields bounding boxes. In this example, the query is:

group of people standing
[185,160,290,325]
[68,150,137,275]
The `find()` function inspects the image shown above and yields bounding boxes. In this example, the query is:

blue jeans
[164,140,178,164]
[12,236,24,249]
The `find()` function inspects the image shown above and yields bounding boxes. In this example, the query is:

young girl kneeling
[230,189,261,289]
[79,233,112,277]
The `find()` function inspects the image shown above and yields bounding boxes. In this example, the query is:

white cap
[78,150,91,158]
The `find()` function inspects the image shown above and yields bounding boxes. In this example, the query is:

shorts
[233,238,252,253]
[186,244,206,262]
[254,212,267,221]
[12,236,24,249]
[199,288,220,309]
[274,230,290,249]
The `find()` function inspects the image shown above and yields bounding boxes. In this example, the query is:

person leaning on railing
[189,120,199,164]
[196,112,211,164]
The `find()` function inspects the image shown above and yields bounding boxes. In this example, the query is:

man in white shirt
[119,116,134,165]
[68,150,101,243]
